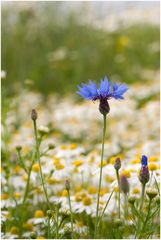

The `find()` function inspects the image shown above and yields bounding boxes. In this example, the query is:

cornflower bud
[114,157,121,171]
[99,99,110,116]
[31,109,37,121]
[139,155,149,185]
[65,179,70,191]
[120,174,129,194]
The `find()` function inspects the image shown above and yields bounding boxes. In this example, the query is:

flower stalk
[65,180,74,238]
[94,114,106,238]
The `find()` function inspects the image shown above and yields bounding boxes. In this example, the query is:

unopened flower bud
[65,179,70,191]
[114,218,122,227]
[128,195,136,205]
[38,125,49,135]
[31,109,37,121]
[48,143,55,150]
[30,231,37,239]
[139,166,149,185]
[99,99,110,116]
[114,157,121,171]
[46,210,54,218]
[120,174,129,194]
[16,145,22,152]
[146,188,158,200]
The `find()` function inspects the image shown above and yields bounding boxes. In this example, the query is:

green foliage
[2,4,160,96]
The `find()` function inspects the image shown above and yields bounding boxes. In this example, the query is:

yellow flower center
[98,160,107,167]
[69,143,77,150]
[100,188,108,196]
[55,163,64,170]
[149,156,158,162]
[149,163,158,171]
[60,145,67,150]
[1,193,9,200]
[133,187,140,194]
[82,196,92,206]
[14,192,21,199]
[87,186,97,194]
[61,190,68,197]
[114,186,118,192]
[105,175,115,183]
[130,159,140,164]
[14,165,21,174]
[121,169,131,178]
[34,210,44,218]
[73,159,83,167]
[32,163,40,172]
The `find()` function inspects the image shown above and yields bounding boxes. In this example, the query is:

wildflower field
[1,2,160,239]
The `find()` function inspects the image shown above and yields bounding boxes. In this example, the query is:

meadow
[1,2,160,239]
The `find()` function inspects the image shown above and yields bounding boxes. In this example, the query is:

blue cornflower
[77,76,128,101]
[77,76,128,115]
[139,155,149,185]
[141,155,148,167]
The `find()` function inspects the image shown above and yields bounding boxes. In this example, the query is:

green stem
[139,198,152,238]
[33,120,51,210]
[94,114,106,238]
[140,183,145,211]
[67,190,74,238]
[116,170,121,218]
[124,193,128,219]
[47,217,51,239]
[22,157,34,204]
[97,190,114,226]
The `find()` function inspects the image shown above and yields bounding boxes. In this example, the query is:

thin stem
[116,170,121,218]
[94,114,106,238]
[47,218,51,239]
[140,183,145,211]
[33,120,51,210]
[139,198,152,238]
[124,193,128,219]
[98,190,114,226]
[67,190,74,238]
[22,155,35,204]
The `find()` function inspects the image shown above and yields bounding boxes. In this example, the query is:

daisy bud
[30,231,37,239]
[65,179,70,191]
[128,195,136,205]
[99,99,110,116]
[139,166,149,185]
[31,109,37,121]
[16,145,22,152]
[146,188,158,200]
[46,210,54,218]
[38,125,49,135]
[114,157,121,171]
[48,143,55,150]
[114,218,122,227]
[120,174,129,194]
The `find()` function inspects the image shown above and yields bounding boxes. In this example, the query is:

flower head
[77,76,128,101]
[77,76,128,115]
[141,155,148,167]
[139,155,149,185]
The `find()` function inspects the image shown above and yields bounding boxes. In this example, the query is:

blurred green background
[2,2,160,97]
